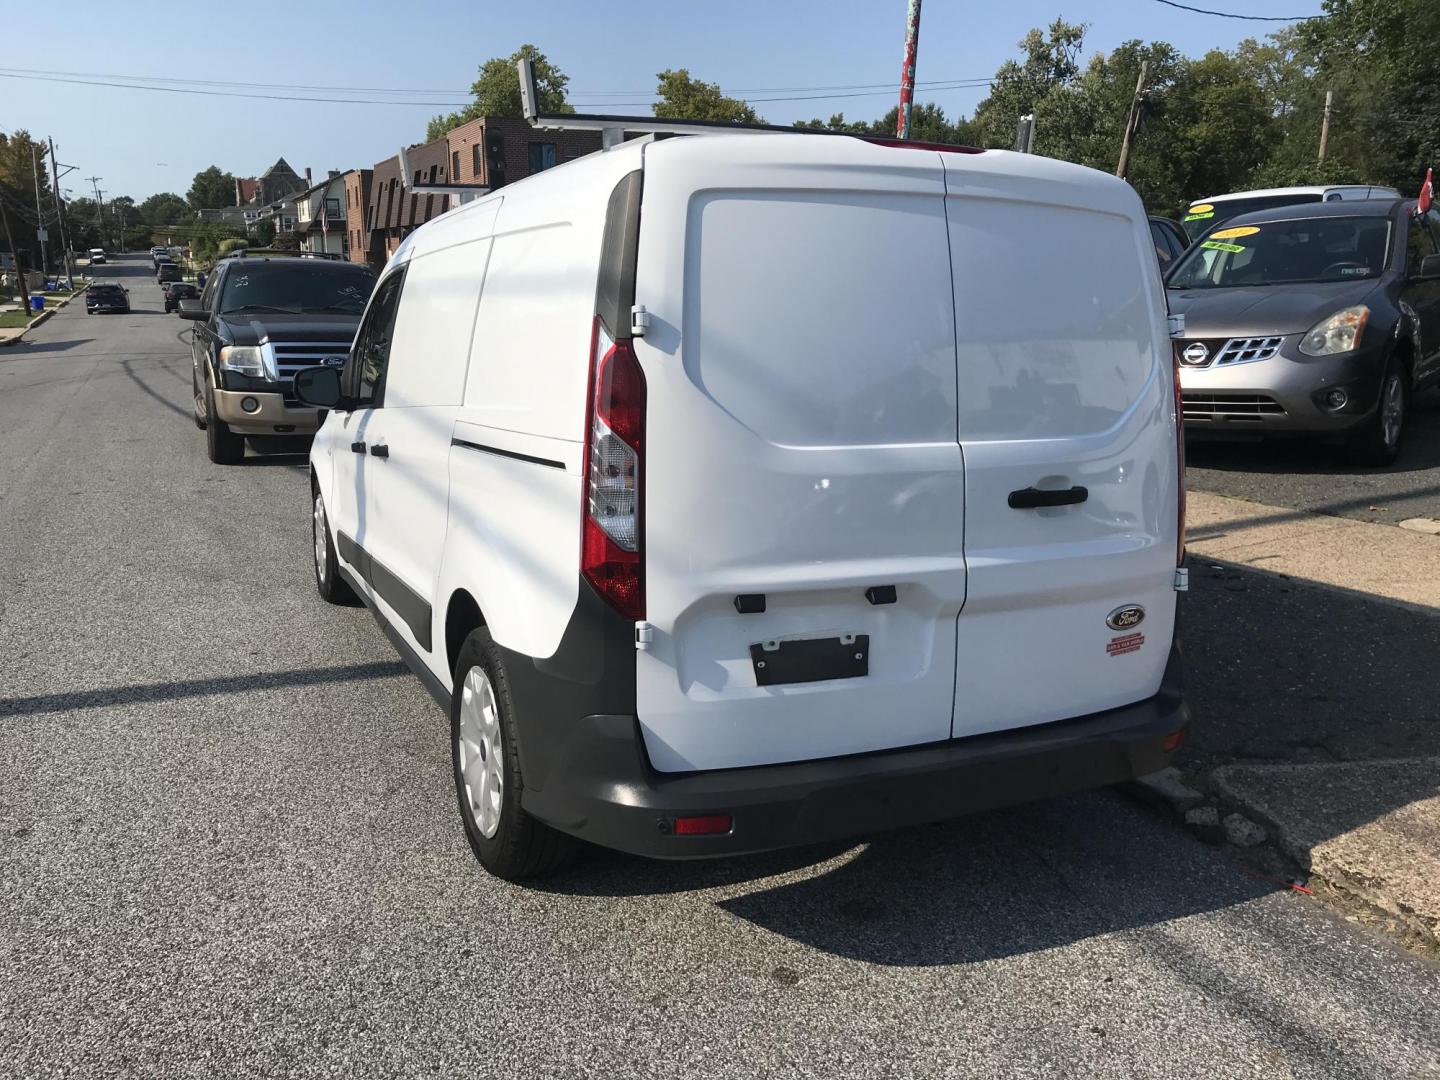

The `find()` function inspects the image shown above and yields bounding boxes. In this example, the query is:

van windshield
[1182,194,1322,241]
[217,263,375,316]
[1167,215,1392,289]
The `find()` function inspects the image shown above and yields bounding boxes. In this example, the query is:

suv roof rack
[518,58,983,154]
[220,248,343,260]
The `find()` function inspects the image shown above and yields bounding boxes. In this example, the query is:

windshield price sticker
[1200,240,1246,253]
[1184,204,1216,222]
[1209,225,1260,239]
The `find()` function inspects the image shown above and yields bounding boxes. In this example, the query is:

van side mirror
[1419,253,1440,280]
[177,299,207,320]
[294,365,348,410]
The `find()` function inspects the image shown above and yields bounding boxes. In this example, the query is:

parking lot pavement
[3,257,1440,1078]
[1186,389,1440,526]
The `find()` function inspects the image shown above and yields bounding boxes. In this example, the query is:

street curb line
[0,289,82,346]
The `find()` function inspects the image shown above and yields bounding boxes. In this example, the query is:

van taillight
[582,315,646,619]
[1173,341,1186,566]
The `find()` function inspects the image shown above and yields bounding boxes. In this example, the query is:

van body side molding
[336,531,433,651]
[451,437,566,471]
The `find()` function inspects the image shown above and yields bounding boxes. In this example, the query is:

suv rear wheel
[450,629,578,881]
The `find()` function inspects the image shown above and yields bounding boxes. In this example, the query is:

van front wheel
[450,629,577,881]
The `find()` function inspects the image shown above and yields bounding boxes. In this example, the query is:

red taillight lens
[582,316,646,620]
[674,814,732,836]
[1173,341,1187,566]
[1162,727,1188,752]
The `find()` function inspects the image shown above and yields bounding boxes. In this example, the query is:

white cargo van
[297,130,1188,880]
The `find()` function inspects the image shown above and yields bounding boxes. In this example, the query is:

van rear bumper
[522,643,1188,859]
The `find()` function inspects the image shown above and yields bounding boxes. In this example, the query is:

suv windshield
[1167,215,1392,290]
[1182,194,1324,241]
[217,263,375,316]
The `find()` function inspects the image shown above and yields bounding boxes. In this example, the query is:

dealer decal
[1183,204,1215,222]
[1200,240,1246,253]
[1107,632,1145,657]
[1209,225,1260,239]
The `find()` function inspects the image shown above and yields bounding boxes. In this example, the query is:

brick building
[347,119,604,267]
[445,116,601,189]
[343,168,373,266]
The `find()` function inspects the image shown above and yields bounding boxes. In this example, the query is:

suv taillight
[581,315,646,619]
[1173,341,1186,566]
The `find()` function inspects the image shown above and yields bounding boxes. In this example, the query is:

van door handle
[370,444,390,459]
[350,441,366,454]
[1008,485,1088,509]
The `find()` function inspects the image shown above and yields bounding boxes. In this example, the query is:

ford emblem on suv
[322,355,346,367]
[1106,605,1146,630]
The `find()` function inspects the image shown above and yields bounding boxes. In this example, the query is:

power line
[1147,0,1322,21]
[0,64,994,106]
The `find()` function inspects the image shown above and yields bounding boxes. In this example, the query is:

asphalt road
[2,256,1439,1079]
[1186,388,1440,526]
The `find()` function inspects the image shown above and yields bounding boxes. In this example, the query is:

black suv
[180,255,376,464]
[163,281,198,313]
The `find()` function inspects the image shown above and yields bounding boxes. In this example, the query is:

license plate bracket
[750,634,869,686]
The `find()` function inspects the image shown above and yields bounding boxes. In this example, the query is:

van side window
[1406,217,1437,278]
[353,268,407,409]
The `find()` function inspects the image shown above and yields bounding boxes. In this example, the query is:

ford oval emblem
[1181,342,1210,366]
[322,355,345,367]
[1106,605,1146,631]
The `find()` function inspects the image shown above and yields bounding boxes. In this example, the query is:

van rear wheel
[450,629,577,881]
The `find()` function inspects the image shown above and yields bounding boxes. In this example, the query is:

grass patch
[0,310,34,328]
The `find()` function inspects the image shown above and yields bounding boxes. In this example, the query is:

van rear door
[941,156,1181,738]
[632,137,966,774]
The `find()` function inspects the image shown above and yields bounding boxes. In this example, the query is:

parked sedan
[1167,198,1440,464]
[85,283,130,315]
[163,281,198,313]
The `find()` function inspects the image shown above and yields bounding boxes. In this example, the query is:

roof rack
[397,144,491,202]
[518,58,983,154]
[220,248,343,260]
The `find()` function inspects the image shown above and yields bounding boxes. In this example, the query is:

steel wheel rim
[458,665,504,839]
[1381,374,1403,450]
[313,496,327,583]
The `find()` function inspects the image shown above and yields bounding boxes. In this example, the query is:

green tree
[252,218,275,245]
[187,166,237,209]
[796,103,974,144]
[653,69,761,123]
[139,192,190,226]
[971,19,1089,150]
[1299,0,1440,192]
[427,44,572,140]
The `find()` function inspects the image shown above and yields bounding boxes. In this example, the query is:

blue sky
[6,0,1324,202]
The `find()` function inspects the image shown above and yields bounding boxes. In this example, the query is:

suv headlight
[1299,305,1369,356]
[218,344,273,379]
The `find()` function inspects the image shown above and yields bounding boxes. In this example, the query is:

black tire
[192,368,207,430]
[311,488,357,605]
[450,629,578,881]
[1346,357,1409,466]
[203,381,245,465]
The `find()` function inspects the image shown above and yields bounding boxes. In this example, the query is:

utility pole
[895,0,923,139]
[1318,89,1334,163]
[86,175,104,251]
[0,193,24,306]
[1115,60,1149,180]
[48,137,75,284]
[30,145,49,277]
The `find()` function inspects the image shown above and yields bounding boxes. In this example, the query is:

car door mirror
[294,365,347,410]
[1419,253,1440,279]
[177,299,207,320]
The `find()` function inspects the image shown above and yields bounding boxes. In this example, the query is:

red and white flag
[1420,167,1434,214]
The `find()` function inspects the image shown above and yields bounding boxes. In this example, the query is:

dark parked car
[179,256,376,464]
[1167,198,1440,464]
[164,281,198,313]
[1149,215,1189,273]
[85,283,130,314]
[157,263,182,284]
